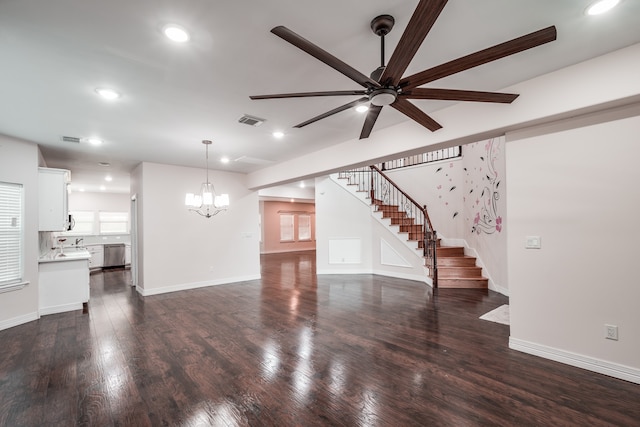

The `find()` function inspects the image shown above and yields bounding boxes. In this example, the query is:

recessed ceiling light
[586,0,620,15]
[163,24,190,43]
[98,162,111,167]
[99,185,106,191]
[220,157,230,164]
[79,188,85,192]
[105,175,113,182]
[95,88,121,100]
[273,131,284,139]
[88,138,103,146]
[299,182,305,188]
[355,104,369,113]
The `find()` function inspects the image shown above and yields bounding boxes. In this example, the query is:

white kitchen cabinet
[39,256,90,315]
[38,167,70,231]
[86,244,104,269]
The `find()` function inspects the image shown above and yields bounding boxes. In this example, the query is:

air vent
[238,114,266,127]
[61,136,81,143]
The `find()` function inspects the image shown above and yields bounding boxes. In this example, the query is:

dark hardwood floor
[1,251,639,426]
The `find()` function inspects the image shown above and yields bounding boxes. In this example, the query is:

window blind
[0,182,23,287]
[99,211,129,234]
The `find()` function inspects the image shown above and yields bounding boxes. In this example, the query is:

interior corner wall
[0,135,40,329]
[261,200,316,254]
[136,162,260,295]
[506,113,640,379]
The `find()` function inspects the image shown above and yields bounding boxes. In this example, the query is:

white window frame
[280,214,294,242]
[298,214,311,241]
[99,211,129,234]
[0,181,26,292]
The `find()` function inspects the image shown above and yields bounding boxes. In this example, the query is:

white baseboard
[0,311,39,331]
[372,269,431,285]
[318,267,431,286]
[509,337,640,385]
[39,302,83,316]
[261,248,316,255]
[137,274,261,297]
[317,268,372,275]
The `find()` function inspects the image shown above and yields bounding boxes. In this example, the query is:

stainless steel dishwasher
[103,243,125,268]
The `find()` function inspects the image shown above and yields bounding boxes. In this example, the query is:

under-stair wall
[315,176,429,283]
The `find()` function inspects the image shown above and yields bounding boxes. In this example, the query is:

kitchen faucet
[75,238,84,247]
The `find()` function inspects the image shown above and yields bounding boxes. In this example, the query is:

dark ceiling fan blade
[400,26,557,90]
[380,0,448,86]
[359,105,383,139]
[272,26,381,89]
[391,98,442,132]
[251,90,366,100]
[294,97,369,128]
[402,88,519,103]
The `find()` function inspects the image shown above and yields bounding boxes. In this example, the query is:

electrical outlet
[605,324,618,341]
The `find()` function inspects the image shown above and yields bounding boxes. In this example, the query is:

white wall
[135,162,260,295]
[0,135,40,330]
[315,176,427,282]
[386,158,465,240]
[507,113,640,382]
[315,176,373,274]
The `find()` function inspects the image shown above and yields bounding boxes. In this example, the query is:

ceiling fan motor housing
[370,88,397,106]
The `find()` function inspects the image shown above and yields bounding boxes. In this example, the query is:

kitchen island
[38,249,90,315]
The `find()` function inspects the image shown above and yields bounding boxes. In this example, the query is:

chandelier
[185,140,229,218]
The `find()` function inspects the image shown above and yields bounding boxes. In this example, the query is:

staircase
[435,245,488,289]
[337,166,488,289]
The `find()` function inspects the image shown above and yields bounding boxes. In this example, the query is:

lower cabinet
[39,259,90,315]
[86,245,104,270]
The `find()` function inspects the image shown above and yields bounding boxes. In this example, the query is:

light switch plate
[525,236,541,249]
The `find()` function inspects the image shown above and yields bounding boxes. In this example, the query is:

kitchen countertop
[39,248,91,264]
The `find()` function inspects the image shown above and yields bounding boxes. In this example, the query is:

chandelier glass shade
[185,140,229,218]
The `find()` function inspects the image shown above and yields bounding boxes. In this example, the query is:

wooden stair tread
[437,277,488,289]
[438,266,483,278]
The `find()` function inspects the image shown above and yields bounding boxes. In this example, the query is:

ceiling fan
[250,0,557,139]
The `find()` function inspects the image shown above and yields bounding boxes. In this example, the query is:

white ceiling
[1,0,639,193]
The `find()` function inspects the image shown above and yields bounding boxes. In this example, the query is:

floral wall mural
[463,136,508,291]
[467,138,504,235]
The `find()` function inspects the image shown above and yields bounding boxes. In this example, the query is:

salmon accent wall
[261,201,316,254]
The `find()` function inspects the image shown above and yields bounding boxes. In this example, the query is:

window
[298,215,311,241]
[280,214,294,242]
[99,211,129,234]
[66,211,95,235]
[0,181,23,288]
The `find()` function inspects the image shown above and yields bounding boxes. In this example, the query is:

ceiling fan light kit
[250,0,557,139]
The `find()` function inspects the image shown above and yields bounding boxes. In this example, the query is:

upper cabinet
[38,167,70,231]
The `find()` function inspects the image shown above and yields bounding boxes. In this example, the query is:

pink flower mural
[470,138,503,235]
